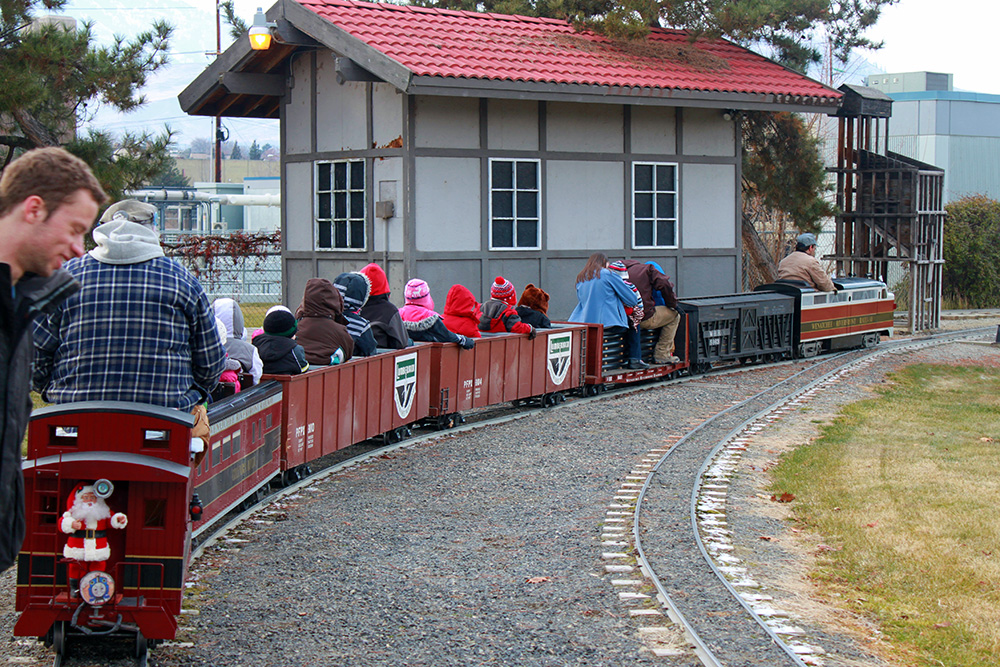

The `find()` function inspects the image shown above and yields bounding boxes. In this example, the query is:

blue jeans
[606,325,641,361]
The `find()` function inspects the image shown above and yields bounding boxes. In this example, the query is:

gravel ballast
[0,324,996,667]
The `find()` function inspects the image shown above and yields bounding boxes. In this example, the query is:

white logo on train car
[547,332,572,385]
[394,353,418,419]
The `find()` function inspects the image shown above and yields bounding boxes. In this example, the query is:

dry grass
[772,364,1000,666]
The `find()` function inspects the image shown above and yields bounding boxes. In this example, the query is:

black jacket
[361,294,410,350]
[1,266,79,572]
[253,334,308,375]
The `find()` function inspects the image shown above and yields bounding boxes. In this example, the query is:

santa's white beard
[70,499,111,524]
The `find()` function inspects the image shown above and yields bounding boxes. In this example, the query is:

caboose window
[143,498,166,528]
[632,162,678,249]
[232,430,241,454]
[222,435,232,460]
[50,426,78,447]
[143,430,170,449]
[266,413,272,429]
[211,440,221,467]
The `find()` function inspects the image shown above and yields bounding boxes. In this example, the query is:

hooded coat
[358,264,409,350]
[515,284,552,329]
[398,284,474,349]
[622,260,678,317]
[212,298,263,384]
[333,272,378,357]
[442,285,481,339]
[295,278,355,365]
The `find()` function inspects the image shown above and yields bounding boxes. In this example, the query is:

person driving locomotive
[776,232,835,292]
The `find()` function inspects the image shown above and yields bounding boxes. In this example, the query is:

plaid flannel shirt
[32,255,226,412]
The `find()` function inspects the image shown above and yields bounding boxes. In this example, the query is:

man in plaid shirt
[32,200,226,412]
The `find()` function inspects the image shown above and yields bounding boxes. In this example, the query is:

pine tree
[0,0,174,199]
[230,141,242,160]
[248,140,262,160]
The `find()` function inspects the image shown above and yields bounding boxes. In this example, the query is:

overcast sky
[51,0,998,148]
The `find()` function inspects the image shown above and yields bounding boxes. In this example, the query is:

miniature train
[14,277,893,665]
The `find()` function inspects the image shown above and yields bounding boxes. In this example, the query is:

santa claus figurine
[60,483,127,596]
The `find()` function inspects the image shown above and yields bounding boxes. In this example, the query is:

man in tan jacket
[777,233,835,292]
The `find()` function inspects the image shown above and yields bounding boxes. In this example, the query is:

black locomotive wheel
[135,630,148,667]
[52,620,67,667]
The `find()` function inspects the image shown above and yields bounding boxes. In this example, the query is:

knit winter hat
[490,276,516,306]
[404,278,434,310]
[263,309,297,337]
[517,283,550,314]
[608,261,628,274]
[404,278,429,301]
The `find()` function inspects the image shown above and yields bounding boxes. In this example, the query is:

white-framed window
[489,158,540,250]
[315,159,365,250]
[632,162,678,249]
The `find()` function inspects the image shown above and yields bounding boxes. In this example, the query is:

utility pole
[214,0,222,184]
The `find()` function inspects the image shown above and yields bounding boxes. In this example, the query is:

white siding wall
[372,83,404,147]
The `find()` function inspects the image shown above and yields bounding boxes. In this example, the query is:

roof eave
[407,75,842,113]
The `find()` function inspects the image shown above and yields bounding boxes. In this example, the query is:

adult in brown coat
[622,259,681,364]
[295,278,355,365]
[776,233,835,292]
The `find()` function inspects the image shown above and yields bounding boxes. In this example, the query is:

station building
[181,0,840,317]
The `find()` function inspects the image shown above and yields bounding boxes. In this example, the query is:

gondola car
[755,277,895,357]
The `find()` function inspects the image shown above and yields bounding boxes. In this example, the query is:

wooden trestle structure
[829,84,945,332]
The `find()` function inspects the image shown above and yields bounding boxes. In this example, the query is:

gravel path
[1,322,997,667]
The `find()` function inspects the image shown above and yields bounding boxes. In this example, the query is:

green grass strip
[772,364,1000,666]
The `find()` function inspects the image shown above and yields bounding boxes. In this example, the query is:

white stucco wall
[487,98,539,151]
[315,64,367,152]
[682,108,735,157]
[547,102,623,153]
[631,106,677,155]
[546,160,624,250]
[414,96,479,149]
[372,83,404,148]
[414,157,481,251]
[284,160,313,252]
[285,54,313,155]
[681,163,736,248]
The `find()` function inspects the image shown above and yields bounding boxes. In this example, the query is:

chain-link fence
[162,231,282,330]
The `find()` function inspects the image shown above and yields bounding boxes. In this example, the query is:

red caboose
[16,401,196,662]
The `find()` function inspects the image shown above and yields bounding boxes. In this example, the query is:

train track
[191,326,995,666]
[613,326,996,666]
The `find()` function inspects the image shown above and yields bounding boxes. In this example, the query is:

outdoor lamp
[249,7,275,50]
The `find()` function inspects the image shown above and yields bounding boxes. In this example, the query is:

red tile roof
[296,0,839,104]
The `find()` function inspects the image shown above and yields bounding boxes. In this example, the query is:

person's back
[515,283,552,329]
[295,278,353,365]
[252,308,309,375]
[442,284,481,339]
[333,272,378,357]
[399,279,474,348]
[213,297,263,385]
[33,210,226,412]
[776,233,835,292]
[358,263,409,350]
[479,276,533,335]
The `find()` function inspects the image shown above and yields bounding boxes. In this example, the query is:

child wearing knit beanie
[252,308,309,375]
[398,278,475,349]
[479,276,534,336]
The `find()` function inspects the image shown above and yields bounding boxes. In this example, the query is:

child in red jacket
[478,276,534,336]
